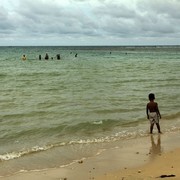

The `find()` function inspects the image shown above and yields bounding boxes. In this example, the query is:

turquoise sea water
[0,46,180,175]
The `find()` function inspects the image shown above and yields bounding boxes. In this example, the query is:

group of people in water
[39,53,61,60]
[22,53,78,61]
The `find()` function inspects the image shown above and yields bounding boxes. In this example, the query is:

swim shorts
[148,112,159,124]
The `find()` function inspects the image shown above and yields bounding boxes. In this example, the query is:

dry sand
[0,132,179,180]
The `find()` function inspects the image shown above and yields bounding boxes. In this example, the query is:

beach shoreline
[0,46,180,180]
[0,131,179,180]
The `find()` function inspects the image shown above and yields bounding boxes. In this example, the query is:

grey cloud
[135,0,180,37]
[0,0,180,45]
[90,0,180,38]
[0,6,16,34]
[11,0,99,38]
[92,3,138,37]
[94,3,136,19]
[0,5,8,20]
[138,0,180,19]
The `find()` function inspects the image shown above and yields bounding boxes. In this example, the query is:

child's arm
[146,104,149,119]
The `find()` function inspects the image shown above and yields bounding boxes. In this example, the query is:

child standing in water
[146,93,162,134]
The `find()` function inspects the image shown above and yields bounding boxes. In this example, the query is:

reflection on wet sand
[149,134,162,159]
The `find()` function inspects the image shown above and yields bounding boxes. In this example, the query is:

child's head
[149,93,155,101]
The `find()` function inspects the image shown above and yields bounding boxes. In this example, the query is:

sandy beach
[0,46,180,180]
[97,146,180,180]
[0,131,179,180]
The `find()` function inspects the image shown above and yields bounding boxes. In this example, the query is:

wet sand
[0,131,179,180]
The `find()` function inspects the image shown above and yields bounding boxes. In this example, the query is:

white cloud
[0,0,180,45]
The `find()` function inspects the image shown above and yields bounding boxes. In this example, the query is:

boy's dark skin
[146,93,162,134]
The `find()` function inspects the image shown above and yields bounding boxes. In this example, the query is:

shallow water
[0,46,180,175]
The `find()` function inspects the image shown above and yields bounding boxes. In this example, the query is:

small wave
[1,118,179,162]
[0,145,52,161]
[0,129,147,162]
[92,120,103,125]
[0,73,8,77]
[163,112,180,120]
[0,131,132,162]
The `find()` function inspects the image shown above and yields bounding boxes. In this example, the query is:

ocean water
[0,46,180,175]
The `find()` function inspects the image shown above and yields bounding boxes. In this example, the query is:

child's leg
[150,123,154,134]
[156,123,161,133]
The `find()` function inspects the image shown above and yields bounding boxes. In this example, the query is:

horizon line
[0,45,180,47]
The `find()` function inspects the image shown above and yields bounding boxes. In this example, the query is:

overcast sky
[1,0,180,46]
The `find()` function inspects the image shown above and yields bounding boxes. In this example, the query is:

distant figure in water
[57,54,61,60]
[45,53,49,60]
[146,93,162,134]
[39,55,41,60]
[75,53,78,57]
[22,54,26,61]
